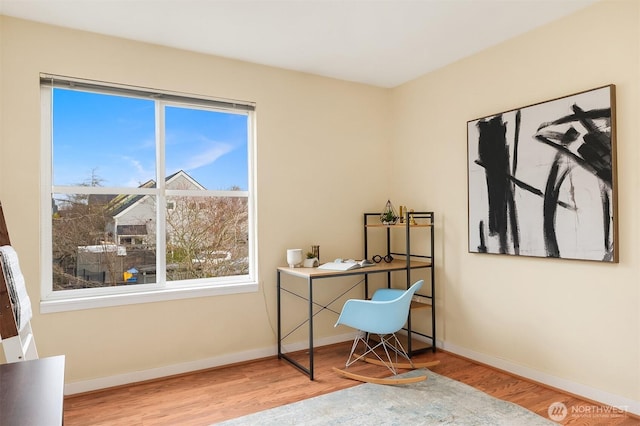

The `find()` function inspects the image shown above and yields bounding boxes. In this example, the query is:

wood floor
[63,343,639,425]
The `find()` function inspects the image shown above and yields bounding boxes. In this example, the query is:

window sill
[40,281,258,313]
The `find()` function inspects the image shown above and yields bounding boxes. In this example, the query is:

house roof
[105,179,155,218]
[106,170,205,218]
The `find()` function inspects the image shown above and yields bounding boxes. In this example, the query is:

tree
[165,191,248,280]
[51,169,120,288]
[52,170,249,288]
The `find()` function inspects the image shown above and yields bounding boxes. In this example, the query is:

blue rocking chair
[333,280,436,384]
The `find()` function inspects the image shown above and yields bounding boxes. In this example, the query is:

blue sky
[52,89,249,191]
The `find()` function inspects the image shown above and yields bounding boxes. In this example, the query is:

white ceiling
[0,0,598,88]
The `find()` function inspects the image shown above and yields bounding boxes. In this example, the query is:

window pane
[44,77,255,304]
[165,195,248,282]
[52,193,157,289]
[52,89,156,187]
[165,106,248,191]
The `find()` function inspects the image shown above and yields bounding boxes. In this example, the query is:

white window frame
[39,75,258,313]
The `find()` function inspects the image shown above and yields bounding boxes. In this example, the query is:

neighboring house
[105,170,206,247]
[71,169,245,286]
[71,170,210,285]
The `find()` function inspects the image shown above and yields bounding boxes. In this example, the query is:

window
[40,75,257,312]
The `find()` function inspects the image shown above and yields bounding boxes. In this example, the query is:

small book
[318,259,374,271]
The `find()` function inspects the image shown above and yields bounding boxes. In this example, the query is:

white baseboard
[64,332,355,395]
[442,341,640,417]
[66,335,640,419]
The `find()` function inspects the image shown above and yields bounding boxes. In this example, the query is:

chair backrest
[335,280,423,335]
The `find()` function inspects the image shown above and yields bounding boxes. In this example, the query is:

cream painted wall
[0,17,392,382]
[391,0,639,405]
[0,15,4,196]
[1,0,638,411]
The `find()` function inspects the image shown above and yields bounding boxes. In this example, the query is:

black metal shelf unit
[363,211,436,356]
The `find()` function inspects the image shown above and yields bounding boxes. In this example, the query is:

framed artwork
[467,85,617,262]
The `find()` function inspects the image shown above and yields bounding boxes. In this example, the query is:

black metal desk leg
[277,270,282,358]
[308,277,314,380]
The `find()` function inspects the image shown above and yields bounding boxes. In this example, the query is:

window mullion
[156,101,167,286]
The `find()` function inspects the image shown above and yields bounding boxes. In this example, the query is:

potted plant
[380,200,398,225]
[303,251,318,267]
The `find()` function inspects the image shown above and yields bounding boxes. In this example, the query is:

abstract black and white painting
[467,85,617,262]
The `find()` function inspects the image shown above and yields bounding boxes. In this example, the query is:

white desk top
[277,259,431,279]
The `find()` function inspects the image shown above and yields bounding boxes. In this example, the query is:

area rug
[215,369,556,425]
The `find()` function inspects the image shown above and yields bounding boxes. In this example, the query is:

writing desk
[277,260,429,380]
[0,355,65,425]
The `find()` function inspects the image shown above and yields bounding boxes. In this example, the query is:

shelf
[395,334,433,354]
[410,300,432,310]
[365,223,432,228]
[369,333,433,355]
[363,210,436,356]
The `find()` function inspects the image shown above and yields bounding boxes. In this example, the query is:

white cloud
[182,143,233,171]
[119,156,154,187]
